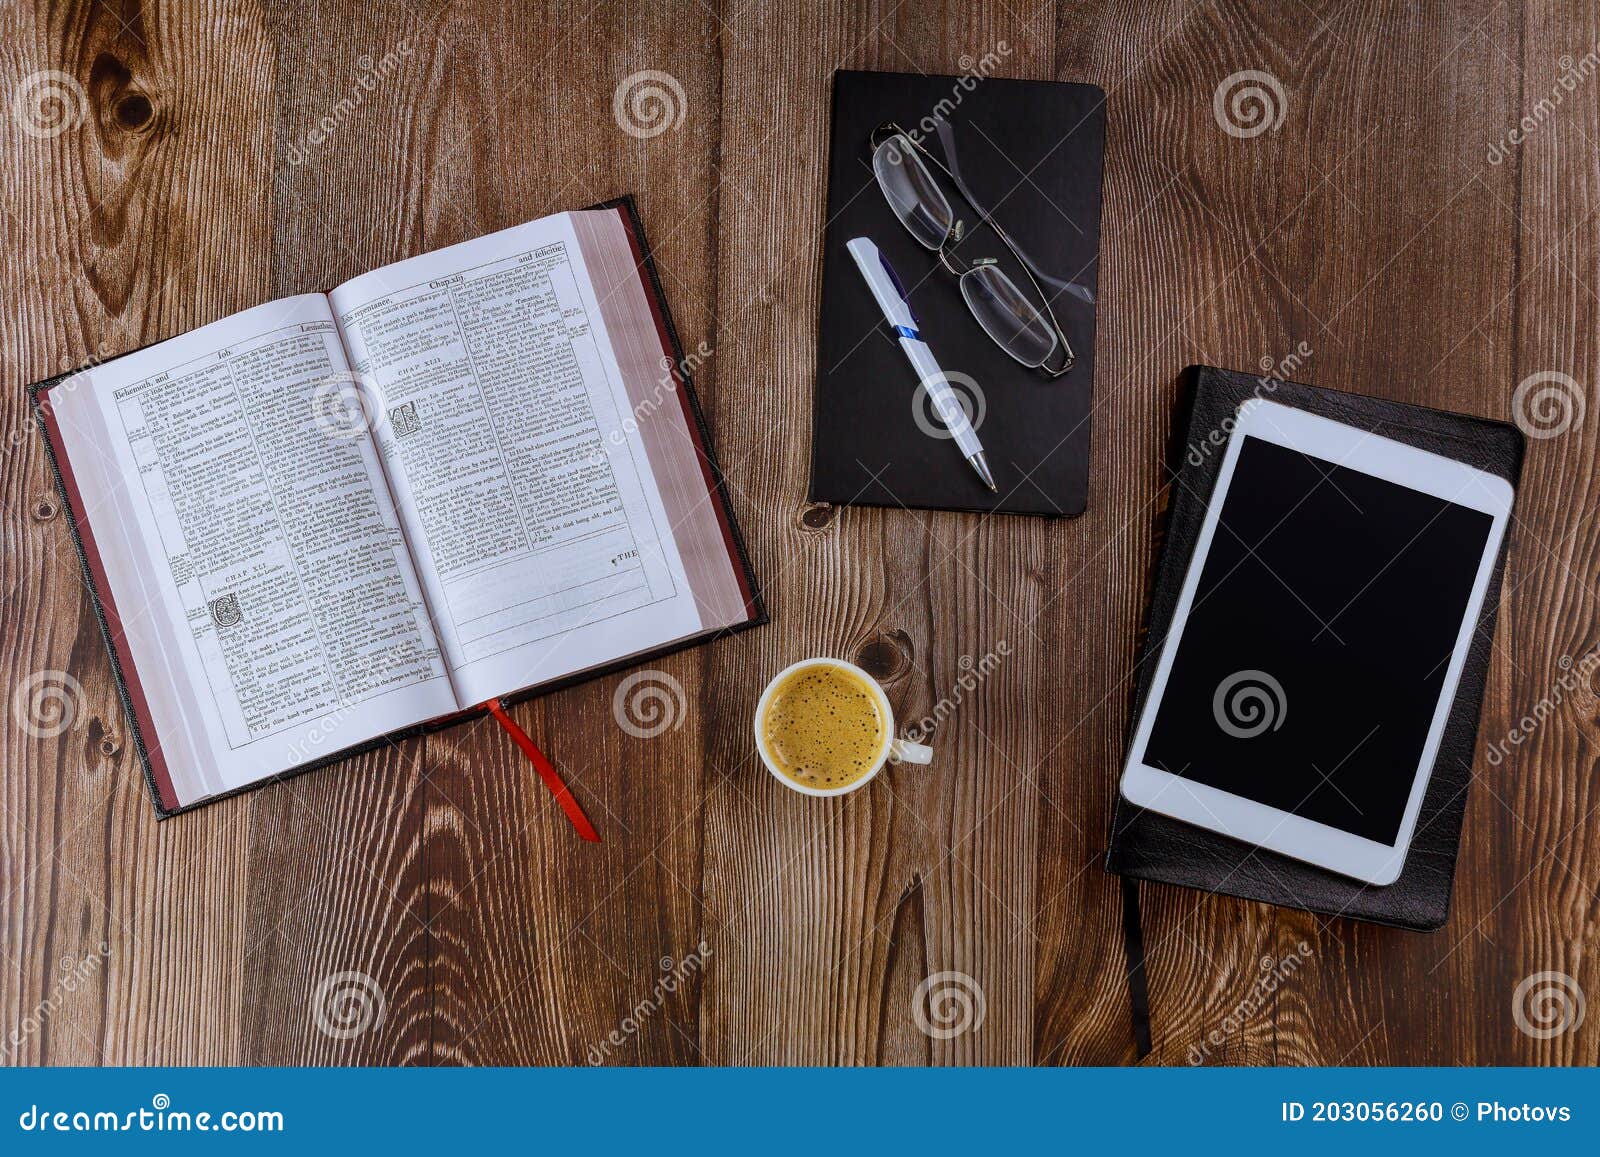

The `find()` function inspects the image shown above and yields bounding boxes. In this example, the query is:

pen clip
[846,237,919,336]
[877,252,919,332]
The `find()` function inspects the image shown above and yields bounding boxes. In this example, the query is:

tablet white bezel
[1118,397,1513,885]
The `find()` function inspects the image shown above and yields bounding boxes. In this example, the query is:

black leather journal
[1106,365,1524,931]
[810,69,1105,516]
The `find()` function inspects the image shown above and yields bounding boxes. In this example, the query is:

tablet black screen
[1141,435,1494,845]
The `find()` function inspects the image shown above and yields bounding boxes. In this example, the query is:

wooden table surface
[3,0,1598,1067]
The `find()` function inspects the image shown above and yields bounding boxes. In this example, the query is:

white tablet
[1119,398,1513,885]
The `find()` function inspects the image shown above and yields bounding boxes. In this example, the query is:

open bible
[33,199,762,816]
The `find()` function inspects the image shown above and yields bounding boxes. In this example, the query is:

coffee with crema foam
[757,663,888,790]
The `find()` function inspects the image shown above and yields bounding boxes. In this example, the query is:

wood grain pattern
[2,0,1597,1067]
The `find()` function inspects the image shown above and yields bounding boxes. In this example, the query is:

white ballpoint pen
[846,236,997,492]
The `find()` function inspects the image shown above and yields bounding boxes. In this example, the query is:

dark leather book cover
[810,68,1105,516]
[1106,366,1524,930]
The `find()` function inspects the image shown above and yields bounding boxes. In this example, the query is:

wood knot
[853,629,914,683]
[113,91,154,131]
[87,717,121,761]
[32,495,58,522]
[88,53,161,140]
[799,502,836,531]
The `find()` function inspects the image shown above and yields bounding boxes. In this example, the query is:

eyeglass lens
[959,263,1060,369]
[871,134,954,251]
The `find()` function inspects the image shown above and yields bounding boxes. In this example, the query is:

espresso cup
[753,658,933,797]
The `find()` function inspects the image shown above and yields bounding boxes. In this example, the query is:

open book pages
[38,206,756,812]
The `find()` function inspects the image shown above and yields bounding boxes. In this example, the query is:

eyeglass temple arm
[884,124,1077,377]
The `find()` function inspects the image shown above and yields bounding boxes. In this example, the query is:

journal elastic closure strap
[484,698,602,843]
[1121,876,1153,1059]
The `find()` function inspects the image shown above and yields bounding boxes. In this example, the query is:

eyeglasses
[869,122,1075,377]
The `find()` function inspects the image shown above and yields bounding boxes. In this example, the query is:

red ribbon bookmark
[483,698,601,843]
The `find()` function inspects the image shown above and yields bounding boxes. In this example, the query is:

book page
[46,295,457,806]
[329,213,706,705]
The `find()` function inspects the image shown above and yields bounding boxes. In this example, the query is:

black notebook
[33,197,763,817]
[810,69,1106,516]
[1106,366,1523,930]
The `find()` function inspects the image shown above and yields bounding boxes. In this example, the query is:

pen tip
[971,452,998,492]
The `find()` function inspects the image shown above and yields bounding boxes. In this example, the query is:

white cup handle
[889,738,933,765]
